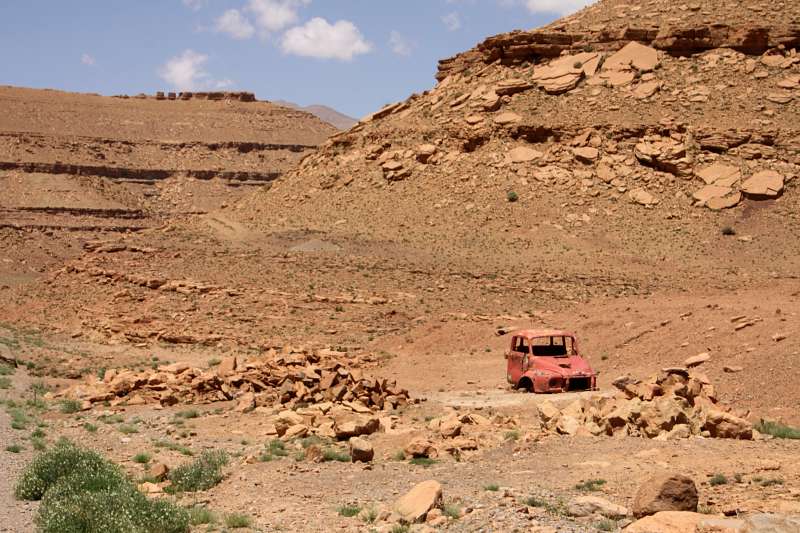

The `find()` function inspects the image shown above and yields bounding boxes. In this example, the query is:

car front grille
[567,377,591,391]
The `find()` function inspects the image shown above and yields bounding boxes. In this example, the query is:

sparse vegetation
[0,376,11,389]
[484,483,500,492]
[224,513,252,528]
[409,457,437,466]
[133,452,151,464]
[6,444,23,453]
[575,479,607,492]
[392,450,406,461]
[167,449,228,492]
[523,496,547,507]
[176,409,199,419]
[153,439,193,456]
[189,506,216,525]
[58,399,81,414]
[82,422,98,433]
[443,502,462,519]
[595,518,617,531]
[337,504,361,517]
[322,447,350,462]
[709,473,728,486]
[504,429,520,441]
[755,419,800,439]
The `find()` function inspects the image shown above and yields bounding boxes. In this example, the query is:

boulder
[626,511,708,532]
[439,418,462,438]
[633,473,698,518]
[394,480,443,523]
[743,514,800,532]
[416,144,437,163]
[703,410,753,440]
[573,147,599,163]
[741,170,784,198]
[605,41,660,72]
[568,496,629,519]
[149,463,169,481]
[404,437,438,458]
[348,436,374,462]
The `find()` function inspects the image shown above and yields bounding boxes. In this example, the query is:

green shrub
[484,483,500,492]
[337,505,361,517]
[168,450,228,492]
[15,440,114,500]
[755,420,800,439]
[507,191,519,203]
[118,424,139,435]
[133,453,151,464]
[16,440,189,533]
[595,519,616,531]
[59,399,81,414]
[189,506,215,525]
[322,448,349,462]
[409,457,437,466]
[391,526,410,533]
[6,444,23,453]
[709,473,728,486]
[523,496,546,507]
[224,513,251,528]
[575,479,607,492]
[443,503,462,519]
[0,376,11,389]
[0,363,15,375]
[504,430,520,441]
[176,409,199,419]
[31,438,47,451]
[83,423,98,433]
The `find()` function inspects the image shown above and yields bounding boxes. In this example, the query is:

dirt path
[0,367,36,533]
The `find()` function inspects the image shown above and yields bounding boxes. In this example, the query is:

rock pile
[57,349,411,412]
[537,367,753,440]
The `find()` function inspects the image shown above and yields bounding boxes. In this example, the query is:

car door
[507,336,527,385]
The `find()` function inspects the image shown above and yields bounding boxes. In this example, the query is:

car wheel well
[518,377,533,392]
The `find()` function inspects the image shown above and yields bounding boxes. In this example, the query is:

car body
[505,329,597,393]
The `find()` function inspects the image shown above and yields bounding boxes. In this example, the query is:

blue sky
[0,1,592,118]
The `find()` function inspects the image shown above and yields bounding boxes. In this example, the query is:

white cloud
[215,9,255,39]
[81,53,95,66]
[158,49,234,91]
[524,0,594,15]
[182,0,205,11]
[247,0,310,34]
[442,12,462,31]
[389,31,412,57]
[281,17,372,61]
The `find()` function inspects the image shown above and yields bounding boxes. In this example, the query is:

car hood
[530,356,595,377]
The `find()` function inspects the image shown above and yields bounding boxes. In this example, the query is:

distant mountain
[273,100,357,130]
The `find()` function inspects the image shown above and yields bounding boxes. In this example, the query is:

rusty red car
[505,329,597,393]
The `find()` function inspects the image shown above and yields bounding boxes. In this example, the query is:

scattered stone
[494,112,521,125]
[684,353,711,368]
[394,480,444,524]
[723,366,744,373]
[573,147,599,163]
[507,146,543,163]
[404,437,438,459]
[741,170,784,198]
[632,473,699,518]
[696,163,741,186]
[349,436,374,463]
[149,463,169,481]
[416,144,437,163]
[604,41,660,72]
[629,188,659,206]
[567,495,629,519]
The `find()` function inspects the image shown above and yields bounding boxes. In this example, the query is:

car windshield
[531,336,574,357]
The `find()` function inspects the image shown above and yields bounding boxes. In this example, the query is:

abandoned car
[505,329,597,393]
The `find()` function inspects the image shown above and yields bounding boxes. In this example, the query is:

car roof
[512,329,575,339]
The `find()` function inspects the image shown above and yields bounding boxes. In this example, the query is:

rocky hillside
[240,0,798,266]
